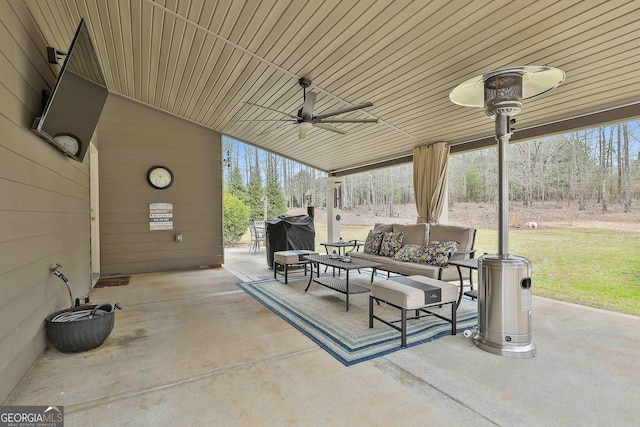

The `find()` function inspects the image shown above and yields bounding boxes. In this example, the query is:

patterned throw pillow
[393,244,424,262]
[418,241,460,266]
[379,232,404,257]
[363,230,384,254]
[435,240,460,253]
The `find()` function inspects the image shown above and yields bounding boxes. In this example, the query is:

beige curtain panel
[413,142,450,224]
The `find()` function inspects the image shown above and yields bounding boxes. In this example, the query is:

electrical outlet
[175,233,183,243]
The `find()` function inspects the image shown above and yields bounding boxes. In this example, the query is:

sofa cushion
[393,261,443,279]
[363,230,384,254]
[418,241,459,266]
[392,223,429,246]
[379,232,404,257]
[372,276,458,309]
[374,223,394,233]
[429,224,474,255]
[393,244,424,262]
[350,251,380,262]
[274,250,318,264]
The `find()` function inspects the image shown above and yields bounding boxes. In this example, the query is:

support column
[326,176,342,242]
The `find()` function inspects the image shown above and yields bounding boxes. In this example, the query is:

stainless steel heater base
[475,336,537,358]
[475,254,536,358]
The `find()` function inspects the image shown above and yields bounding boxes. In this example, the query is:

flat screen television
[31,18,108,162]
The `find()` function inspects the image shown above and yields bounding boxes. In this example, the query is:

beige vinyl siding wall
[0,2,94,402]
[0,2,224,402]
[98,95,223,275]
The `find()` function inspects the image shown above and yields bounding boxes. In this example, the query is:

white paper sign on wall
[149,202,173,230]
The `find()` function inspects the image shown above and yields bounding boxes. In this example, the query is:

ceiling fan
[241,78,378,139]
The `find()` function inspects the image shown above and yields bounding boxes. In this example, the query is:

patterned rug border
[238,278,477,366]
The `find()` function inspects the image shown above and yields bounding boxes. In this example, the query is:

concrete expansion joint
[376,357,499,426]
[63,347,320,416]
[225,265,263,283]
[123,289,246,307]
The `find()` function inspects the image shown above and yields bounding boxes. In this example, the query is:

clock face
[147,166,174,189]
[54,134,80,156]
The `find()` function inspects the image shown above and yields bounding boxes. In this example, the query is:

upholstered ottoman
[273,250,318,284]
[369,275,458,347]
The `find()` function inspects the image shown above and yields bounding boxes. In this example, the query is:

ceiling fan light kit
[241,77,378,139]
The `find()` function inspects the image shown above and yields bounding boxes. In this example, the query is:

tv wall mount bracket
[47,47,67,64]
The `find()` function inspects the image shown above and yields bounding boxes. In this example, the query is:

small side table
[320,240,363,256]
[447,258,479,307]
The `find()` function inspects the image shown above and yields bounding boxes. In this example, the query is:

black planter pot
[45,304,115,353]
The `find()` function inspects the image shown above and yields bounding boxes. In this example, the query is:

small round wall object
[54,133,81,156]
[147,165,174,189]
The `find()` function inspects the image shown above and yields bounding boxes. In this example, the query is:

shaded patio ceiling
[25,0,640,175]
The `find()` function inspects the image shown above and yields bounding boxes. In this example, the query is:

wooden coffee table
[304,254,382,311]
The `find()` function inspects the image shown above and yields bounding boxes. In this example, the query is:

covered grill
[265,215,315,268]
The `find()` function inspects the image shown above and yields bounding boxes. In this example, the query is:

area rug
[237,276,477,365]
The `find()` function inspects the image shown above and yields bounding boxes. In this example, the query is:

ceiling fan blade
[314,123,347,135]
[316,118,379,123]
[300,92,317,119]
[257,123,290,136]
[299,126,309,139]
[228,118,296,122]
[245,101,298,119]
[313,101,373,120]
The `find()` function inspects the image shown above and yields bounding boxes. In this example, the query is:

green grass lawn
[311,224,640,317]
[474,228,640,316]
[238,223,639,316]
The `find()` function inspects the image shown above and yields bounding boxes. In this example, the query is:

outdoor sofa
[350,222,476,281]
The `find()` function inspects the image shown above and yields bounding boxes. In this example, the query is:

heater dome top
[449,66,565,109]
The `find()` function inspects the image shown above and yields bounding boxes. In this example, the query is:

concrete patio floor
[4,246,639,426]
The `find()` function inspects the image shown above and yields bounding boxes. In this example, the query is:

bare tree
[598,127,608,211]
[623,122,632,212]
[617,124,622,201]
[567,132,587,210]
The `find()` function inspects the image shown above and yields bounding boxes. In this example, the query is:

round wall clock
[54,133,81,156]
[146,165,174,189]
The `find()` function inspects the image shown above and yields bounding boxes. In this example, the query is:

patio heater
[450,66,565,358]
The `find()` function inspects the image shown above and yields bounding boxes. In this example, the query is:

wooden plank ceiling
[23,0,640,174]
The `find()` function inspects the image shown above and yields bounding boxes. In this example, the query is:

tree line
[449,121,639,212]
[222,138,291,243]
[223,120,638,224]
